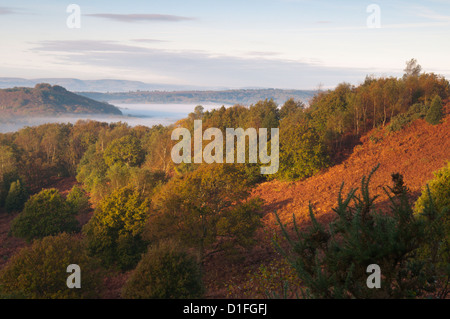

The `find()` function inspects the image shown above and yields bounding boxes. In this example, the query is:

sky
[0,0,449,90]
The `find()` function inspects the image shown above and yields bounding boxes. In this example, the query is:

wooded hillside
[0,83,122,116]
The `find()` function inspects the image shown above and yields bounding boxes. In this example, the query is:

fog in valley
[0,103,225,133]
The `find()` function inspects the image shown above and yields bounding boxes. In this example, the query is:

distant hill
[0,78,316,105]
[79,89,317,106]
[0,78,219,93]
[0,83,122,116]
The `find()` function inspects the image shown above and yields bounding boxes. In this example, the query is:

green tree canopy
[414,161,450,291]
[121,239,204,299]
[103,135,145,168]
[425,95,444,125]
[4,179,28,213]
[66,184,91,214]
[144,164,262,261]
[279,98,305,119]
[83,186,151,270]
[11,188,79,242]
[246,98,280,130]
[275,112,329,181]
[0,233,103,299]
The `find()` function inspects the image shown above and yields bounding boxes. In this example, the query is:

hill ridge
[0,83,122,116]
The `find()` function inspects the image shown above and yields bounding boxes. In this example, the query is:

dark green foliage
[121,240,204,299]
[0,171,20,209]
[216,196,264,252]
[425,95,444,125]
[11,123,75,188]
[307,82,353,150]
[275,112,329,180]
[307,66,448,144]
[234,162,266,185]
[76,144,109,202]
[77,128,166,204]
[414,162,450,216]
[275,165,447,298]
[103,135,145,168]
[0,143,18,207]
[145,164,262,261]
[67,120,107,175]
[386,103,427,132]
[4,179,28,213]
[386,112,410,132]
[66,184,91,214]
[10,188,79,242]
[279,98,305,119]
[83,186,150,270]
[0,233,103,299]
[414,186,450,299]
[413,162,450,298]
[385,95,444,132]
[141,124,175,174]
[247,98,280,130]
[202,104,248,131]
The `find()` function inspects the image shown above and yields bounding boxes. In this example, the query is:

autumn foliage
[0,60,448,299]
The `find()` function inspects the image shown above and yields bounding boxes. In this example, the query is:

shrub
[66,184,91,214]
[4,179,28,213]
[10,188,79,242]
[0,233,103,299]
[414,162,450,215]
[0,171,21,209]
[386,103,427,132]
[413,162,450,298]
[425,95,444,125]
[83,186,150,270]
[121,240,204,299]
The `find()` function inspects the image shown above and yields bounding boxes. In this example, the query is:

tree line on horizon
[79,88,316,106]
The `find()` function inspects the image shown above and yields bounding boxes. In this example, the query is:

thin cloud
[33,40,149,53]
[86,13,195,23]
[246,51,280,57]
[132,39,168,43]
[415,8,450,22]
[0,7,15,15]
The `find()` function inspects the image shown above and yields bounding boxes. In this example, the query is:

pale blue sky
[1,0,449,89]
